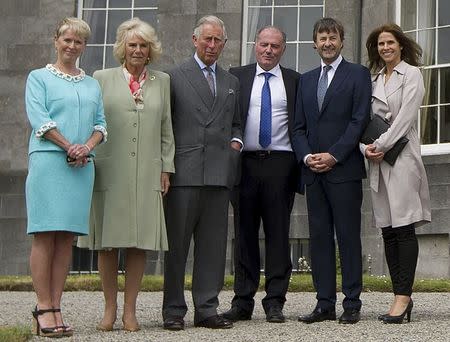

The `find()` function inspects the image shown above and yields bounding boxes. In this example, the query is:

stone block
[1,0,39,17]
[217,0,241,13]
[0,18,23,45]
[0,173,26,194]
[39,0,76,19]
[1,194,26,218]
[21,17,58,44]
[7,44,53,72]
[197,0,218,14]
[416,234,449,278]
[0,218,29,275]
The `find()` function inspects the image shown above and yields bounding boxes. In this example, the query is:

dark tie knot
[262,72,273,81]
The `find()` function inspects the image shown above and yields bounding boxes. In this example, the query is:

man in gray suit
[162,15,242,330]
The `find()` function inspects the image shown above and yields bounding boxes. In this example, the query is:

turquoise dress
[25,65,107,235]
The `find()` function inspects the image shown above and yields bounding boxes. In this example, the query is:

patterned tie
[317,65,332,111]
[205,66,215,97]
[259,72,273,148]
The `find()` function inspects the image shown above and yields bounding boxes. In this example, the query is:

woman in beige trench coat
[363,24,431,324]
[78,18,175,331]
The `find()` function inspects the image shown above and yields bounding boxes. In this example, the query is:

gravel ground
[1,291,449,341]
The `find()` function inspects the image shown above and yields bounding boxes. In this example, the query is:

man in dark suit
[162,15,242,330]
[223,26,300,323]
[291,18,371,324]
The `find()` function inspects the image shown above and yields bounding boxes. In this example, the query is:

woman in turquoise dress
[25,17,107,338]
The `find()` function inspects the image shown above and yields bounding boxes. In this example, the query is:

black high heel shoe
[31,306,62,338]
[383,299,413,324]
[377,313,388,321]
[53,308,74,337]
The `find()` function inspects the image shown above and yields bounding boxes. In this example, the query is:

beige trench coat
[78,67,175,250]
[361,60,431,228]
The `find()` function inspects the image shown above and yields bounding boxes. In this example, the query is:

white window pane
[420,107,437,144]
[298,42,319,73]
[109,0,131,8]
[441,68,450,104]
[438,27,450,64]
[105,46,118,68]
[418,29,435,65]
[83,0,106,8]
[83,10,106,44]
[134,10,158,28]
[247,7,272,42]
[275,0,298,5]
[280,43,296,70]
[274,7,298,41]
[299,7,322,41]
[107,10,132,44]
[135,0,158,7]
[245,43,256,65]
[80,46,103,75]
[438,0,450,26]
[418,0,436,29]
[301,0,323,4]
[422,68,438,106]
[441,106,450,143]
[249,0,272,5]
[401,0,416,31]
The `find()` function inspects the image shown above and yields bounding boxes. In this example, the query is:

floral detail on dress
[94,125,108,143]
[46,64,86,82]
[36,121,57,138]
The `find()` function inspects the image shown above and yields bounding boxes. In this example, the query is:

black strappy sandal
[53,308,74,337]
[31,306,62,338]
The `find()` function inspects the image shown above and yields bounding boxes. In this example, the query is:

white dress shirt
[243,63,292,151]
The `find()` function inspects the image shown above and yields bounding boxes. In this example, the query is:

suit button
[132,138,136,142]
[131,152,136,156]
[133,123,137,127]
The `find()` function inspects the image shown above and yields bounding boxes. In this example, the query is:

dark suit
[229,63,300,313]
[163,57,241,323]
[291,58,371,311]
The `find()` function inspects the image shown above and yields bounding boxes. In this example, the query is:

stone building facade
[1,0,449,277]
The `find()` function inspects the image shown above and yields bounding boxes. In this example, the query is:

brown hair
[366,23,422,72]
[313,17,344,42]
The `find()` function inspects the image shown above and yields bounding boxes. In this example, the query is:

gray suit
[163,57,241,323]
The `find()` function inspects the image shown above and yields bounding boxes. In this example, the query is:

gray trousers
[162,186,229,323]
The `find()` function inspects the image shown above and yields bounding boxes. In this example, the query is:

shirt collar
[194,52,217,73]
[321,54,343,71]
[256,63,281,77]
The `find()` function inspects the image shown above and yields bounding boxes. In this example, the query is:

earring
[145,57,150,65]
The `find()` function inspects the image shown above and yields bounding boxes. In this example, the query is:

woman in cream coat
[363,24,430,324]
[78,18,174,331]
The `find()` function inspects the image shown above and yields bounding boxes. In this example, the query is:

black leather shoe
[266,306,285,323]
[222,306,252,322]
[163,317,185,331]
[298,307,336,324]
[338,309,361,324]
[194,315,233,329]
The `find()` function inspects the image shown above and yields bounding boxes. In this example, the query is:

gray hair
[255,26,287,44]
[113,17,162,64]
[193,15,227,40]
[55,17,91,42]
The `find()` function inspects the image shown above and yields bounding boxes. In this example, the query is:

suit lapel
[114,67,137,108]
[207,66,229,125]
[280,66,296,130]
[181,57,215,109]
[240,64,257,129]
[372,72,388,106]
[320,60,348,115]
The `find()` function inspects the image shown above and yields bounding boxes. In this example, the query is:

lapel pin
[228,89,234,94]
[149,75,156,81]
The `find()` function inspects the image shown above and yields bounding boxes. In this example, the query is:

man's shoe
[266,306,285,323]
[222,306,252,322]
[163,317,184,331]
[194,315,233,329]
[338,309,361,324]
[298,307,336,324]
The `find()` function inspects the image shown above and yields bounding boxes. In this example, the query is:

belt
[242,150,293,159]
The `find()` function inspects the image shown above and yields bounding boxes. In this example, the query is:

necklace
[46,64,86,82]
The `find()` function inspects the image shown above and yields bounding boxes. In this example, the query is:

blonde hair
[55,17,91,42]
[113,17,162,64]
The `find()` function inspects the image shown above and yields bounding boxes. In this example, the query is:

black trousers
[231,151,297,313]
[381,224,418,296]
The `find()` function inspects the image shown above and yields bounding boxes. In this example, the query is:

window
[399,0,450,153]
[77,0,158,76]
[242,0,324,73]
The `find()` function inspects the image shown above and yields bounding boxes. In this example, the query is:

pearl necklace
[46,64,86,82]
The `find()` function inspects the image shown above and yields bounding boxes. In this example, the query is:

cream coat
[78,67,175,250]
[361,60,431,228]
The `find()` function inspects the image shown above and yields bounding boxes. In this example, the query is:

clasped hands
[364,144,384,163]
[67,143,90,167]
[306,153,336,173]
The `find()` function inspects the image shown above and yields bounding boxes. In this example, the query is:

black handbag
[361,114,409,166]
